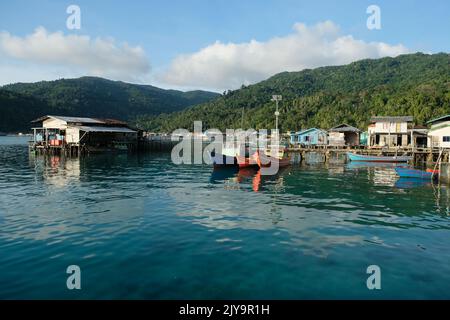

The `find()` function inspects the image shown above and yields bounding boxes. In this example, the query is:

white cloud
[160,21,409,91]
[0,27,150,84]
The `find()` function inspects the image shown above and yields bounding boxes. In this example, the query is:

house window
[443,136,450,142]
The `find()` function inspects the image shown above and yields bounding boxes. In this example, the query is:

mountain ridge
[136,52,450,132]
[0,76,219,132]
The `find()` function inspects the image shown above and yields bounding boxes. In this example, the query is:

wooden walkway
[286,146,448,165]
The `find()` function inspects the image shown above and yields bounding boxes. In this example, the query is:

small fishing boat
[347,152,412,163]
[210,143,258,169]
[256,146,291,168]
[395,167,438,179]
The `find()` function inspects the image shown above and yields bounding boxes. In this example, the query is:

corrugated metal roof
[98,118,128,125]
[49,116,104,124]
[427,115,450,124]
[370,116,414,123]
[409,128,428,136]
[296,128,328,135]
[31,115,104,124]
[75,126,137,133]
[329,124,361,132]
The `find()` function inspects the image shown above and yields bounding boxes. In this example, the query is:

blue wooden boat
[395,167,437,179]
[395,177,431,189]
[347,152,412,163]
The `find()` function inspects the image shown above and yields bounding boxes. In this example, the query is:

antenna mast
[271,95,282,138]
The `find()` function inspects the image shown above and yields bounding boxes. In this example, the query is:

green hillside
[0,77,219,132]
[137,53,450,133]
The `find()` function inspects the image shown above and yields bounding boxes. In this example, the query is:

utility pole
[271,95,282,138]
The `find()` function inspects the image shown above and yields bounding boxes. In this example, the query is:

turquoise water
[1,136,450,299]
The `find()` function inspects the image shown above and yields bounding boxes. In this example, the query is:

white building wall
[428,122,450,148]
[43,118,68,129]
[373,122,408,134]
[328,132,345,146]
[66,127,80,143]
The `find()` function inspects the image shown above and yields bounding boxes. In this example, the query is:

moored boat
[395,166,438,179]
[235,153,259,169]
[347,152,412,163]
[257,152,291,168]
[256,147,292,168]
[210,144,258,169]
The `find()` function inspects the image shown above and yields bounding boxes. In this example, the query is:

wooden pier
[29,131,450,168]
[29,142,86,156]
[136,137,450,166]
[138,136,178,152]
[286,145,449,166]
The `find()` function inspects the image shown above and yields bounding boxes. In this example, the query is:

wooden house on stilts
[30,115,138,155]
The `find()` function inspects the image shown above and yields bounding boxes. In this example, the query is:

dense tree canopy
[1,54,449,134]
[0,77,219,132]
[136,53,450,133]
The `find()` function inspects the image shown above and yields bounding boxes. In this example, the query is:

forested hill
[0,77,219,132]
[137,53,450,133]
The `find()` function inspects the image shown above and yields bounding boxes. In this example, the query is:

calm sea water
[1,136,450,299]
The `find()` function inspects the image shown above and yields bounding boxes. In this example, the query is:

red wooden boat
[235,153,259,168]
[255,148,291,168]
[211,144,259,169]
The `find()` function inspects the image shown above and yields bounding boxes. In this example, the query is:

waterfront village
[28,114,450,153]
[24,113,450,182]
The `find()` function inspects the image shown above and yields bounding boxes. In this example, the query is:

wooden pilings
[289,147,450,167]
[29,143,87,157]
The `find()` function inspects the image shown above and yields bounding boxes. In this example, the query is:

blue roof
[296,128,327,135]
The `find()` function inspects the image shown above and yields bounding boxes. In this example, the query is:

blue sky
[0,0,448,91]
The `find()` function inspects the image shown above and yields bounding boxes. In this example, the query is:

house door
[397,135,402,146]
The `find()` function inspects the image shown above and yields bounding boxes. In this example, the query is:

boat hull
[236,154,259,169]
[210,152,258,169]
[395,167,437,179]
[347,152,412,163]
[256,151,292,168]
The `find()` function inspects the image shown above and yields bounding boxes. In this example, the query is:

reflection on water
[395,177,431,189]
[346,162,399,187]
[205,163,450,258]
[211,166,288,193]
[1,138,450,299]
[30,155,81,187]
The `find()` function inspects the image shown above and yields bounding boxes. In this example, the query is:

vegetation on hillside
[1,53,449,134]
[136,53,450,133]
[0,90,52,133]
[0,77,219,132]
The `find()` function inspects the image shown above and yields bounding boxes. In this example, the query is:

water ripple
[1,139,450,299]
